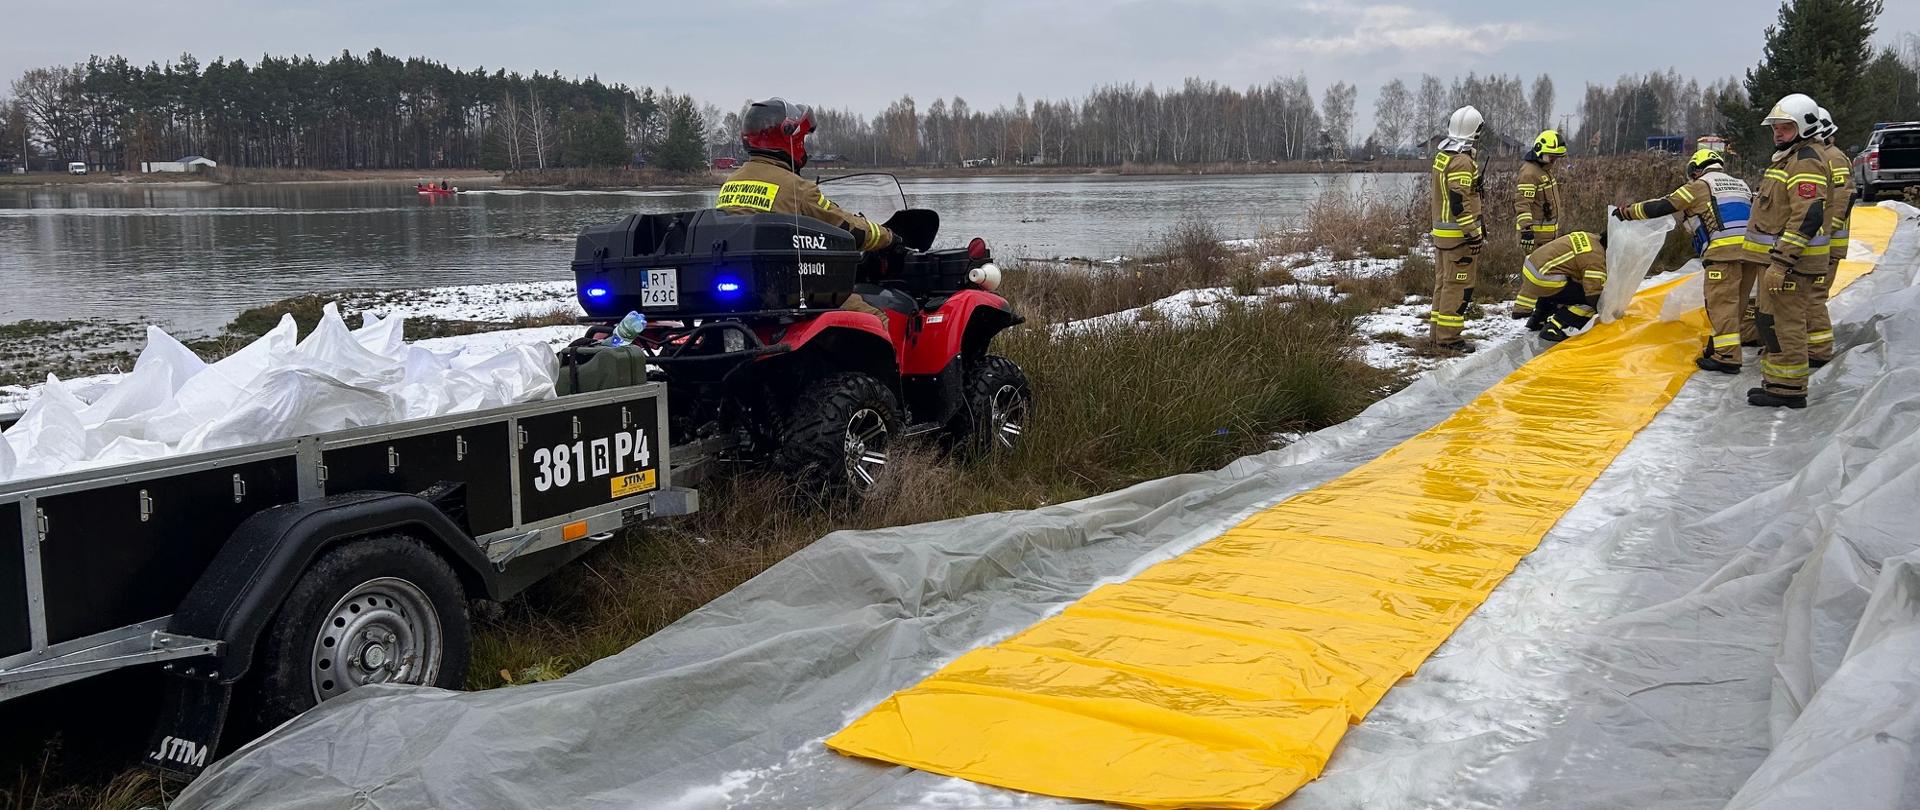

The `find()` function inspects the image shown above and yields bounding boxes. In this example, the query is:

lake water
[0,173,1418,333]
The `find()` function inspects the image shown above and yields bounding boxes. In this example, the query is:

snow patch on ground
[1052,284,1343,336]
[1352,300,1534,374]
[341,281,581,322]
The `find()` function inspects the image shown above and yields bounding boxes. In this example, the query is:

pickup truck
[1855,122,1920,201]
[0,382,693,778]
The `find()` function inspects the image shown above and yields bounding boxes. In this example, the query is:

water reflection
[0,173,1416,332]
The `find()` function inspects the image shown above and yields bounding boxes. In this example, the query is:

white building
[140,155,218,173]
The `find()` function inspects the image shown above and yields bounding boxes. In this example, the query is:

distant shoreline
[0,159,1425,191]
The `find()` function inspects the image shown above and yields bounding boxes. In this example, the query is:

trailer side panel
[322,422,516,535]
[40,457,300,644]
[0,502,26,658]
[517,399,662,524]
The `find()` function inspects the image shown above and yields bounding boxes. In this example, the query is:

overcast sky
[9,0,1919,133]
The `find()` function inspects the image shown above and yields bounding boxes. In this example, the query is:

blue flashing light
[584,286,610,299]
[715,280,743,294]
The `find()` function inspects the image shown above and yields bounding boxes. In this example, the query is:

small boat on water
[415,184,459,195]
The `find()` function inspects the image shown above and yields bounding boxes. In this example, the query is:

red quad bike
[568,173,1031,501]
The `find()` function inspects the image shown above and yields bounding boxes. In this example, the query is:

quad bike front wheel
[775,372,903,502]
[951,355,1032,459]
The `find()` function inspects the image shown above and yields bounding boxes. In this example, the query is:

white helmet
[1815,105,1836,142]
[1447,106,1485,141]
[1761,93,1821,139]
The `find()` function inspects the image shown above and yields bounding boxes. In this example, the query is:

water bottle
[601,311,646,347]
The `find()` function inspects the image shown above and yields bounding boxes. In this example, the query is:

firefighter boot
[1747,387,1808,409]
[1695,348,1741,374]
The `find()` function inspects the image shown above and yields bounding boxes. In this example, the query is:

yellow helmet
[1531,130,1567,158]
[1687,148,1726,175]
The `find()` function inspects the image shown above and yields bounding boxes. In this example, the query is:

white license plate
[639,268,678,307]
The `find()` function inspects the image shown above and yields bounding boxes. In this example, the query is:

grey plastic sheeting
[179,205,1920,810]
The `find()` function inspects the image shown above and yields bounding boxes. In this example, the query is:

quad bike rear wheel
[775,372,903,502]
[951,355,1031,459]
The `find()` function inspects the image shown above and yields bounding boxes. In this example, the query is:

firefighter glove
[1765,264,1788,293]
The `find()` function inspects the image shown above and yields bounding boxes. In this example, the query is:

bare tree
[524,83,555,169]
[497,90,524,169]
[1373,78,1413,152]
[1417,74,1446,145]
[1530,74,1555,133]
[1321,81,1357,154]
[12,66,81,160]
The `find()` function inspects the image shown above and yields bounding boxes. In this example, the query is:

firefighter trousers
[1756,271,1817,396]
[1430,244,1477,343]
[1804,256,1834,363]
[1703,259,1762,366]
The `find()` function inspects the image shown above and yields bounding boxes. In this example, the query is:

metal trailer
[0,383,693,777]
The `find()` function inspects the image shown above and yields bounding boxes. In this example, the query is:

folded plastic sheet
[177,205,1920,810]
[0,305,558,483]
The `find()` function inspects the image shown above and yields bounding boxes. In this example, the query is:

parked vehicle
[66,162,87,175]
[1855,122,1920,201]
[568,173,1031,501]
[0,384,692,778]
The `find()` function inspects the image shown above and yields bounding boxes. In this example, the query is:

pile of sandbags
[0,304,557,483]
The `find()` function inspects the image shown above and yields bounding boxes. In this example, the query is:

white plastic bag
[1657,260,1707,322]
[1598,208,1678,323]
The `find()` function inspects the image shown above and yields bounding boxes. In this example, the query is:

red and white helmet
[741,97,815,170]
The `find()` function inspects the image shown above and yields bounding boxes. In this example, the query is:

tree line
[2,4,1916,174]
[0,50,712,173]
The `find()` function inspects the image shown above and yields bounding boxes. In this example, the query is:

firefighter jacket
[1514,160,1560,242]
[1521,231,1609,299]
[1430,148,1483,248]
[1619,171,1753,263]
[1811,141,1852,261]
[1743,142,1828,273]
[716,156,895,251]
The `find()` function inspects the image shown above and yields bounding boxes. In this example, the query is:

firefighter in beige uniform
[1515,130,1565,255]
[1744,93,1829,410]
[717,98,896,320]
[1510,231,1607,343]
[1429,106,1486,351]
[1615,149,1757,373]
[1805,106,1851,367]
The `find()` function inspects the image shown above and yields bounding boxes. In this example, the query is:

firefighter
[1743,93,1829,409]
[1515,130,1566,254]
[1613,148,1756,373]
[1806,105,1851,368]
[1428,105,1486,352]
[1510,230,1608,343]
[717,97,897,320]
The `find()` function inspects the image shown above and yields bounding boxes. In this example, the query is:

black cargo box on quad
[573,210,861,319]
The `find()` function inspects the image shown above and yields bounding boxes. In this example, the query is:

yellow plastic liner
[829,207,1897,810]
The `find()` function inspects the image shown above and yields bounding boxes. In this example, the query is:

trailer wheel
[950,355,1031,460]
[248,534,470,727]
[775,372,902,501]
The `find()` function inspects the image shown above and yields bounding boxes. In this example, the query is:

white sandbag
[5,377,91,480]
[355,312,406,359]
[1598,209,1677,323]
[178,368,399,453]
[0,304,559,484]
[1657,260,1707,322]
[79,326,207,427]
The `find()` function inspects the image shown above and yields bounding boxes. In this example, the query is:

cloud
[1272,4,1555,57]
